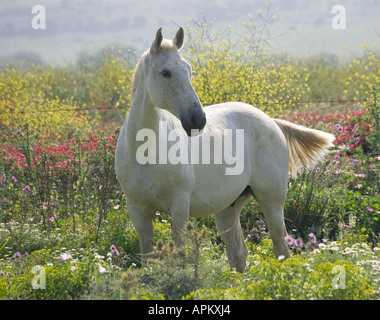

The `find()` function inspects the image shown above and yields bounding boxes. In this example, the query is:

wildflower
[98,264,107,273]
[110,244,119,255]
[342,247,354,255]
[1,174,6,184]
[294,239,303,247]
[322,238,329,243]
[335,124,343,132]
[11,176,17,183]
[315,167,320,173]
[24,185,31,194]
[13,252,21,260]
[333,154,340,164]
[309,233,317,244]
[367,207,374,212]
[355,173,367,178]
[60,253,72,261]
[114,204,120,210]
[284,235,294,246]
[342,225,349,230]
[355,184,362,189]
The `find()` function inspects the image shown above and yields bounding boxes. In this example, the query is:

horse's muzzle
[182,110,206,136]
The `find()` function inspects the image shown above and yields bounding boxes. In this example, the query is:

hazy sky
[1,0,379,64]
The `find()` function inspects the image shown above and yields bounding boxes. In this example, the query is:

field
[1,15,380,300]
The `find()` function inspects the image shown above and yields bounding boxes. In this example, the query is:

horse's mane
[131,40,177,103]
[131,50,148,103]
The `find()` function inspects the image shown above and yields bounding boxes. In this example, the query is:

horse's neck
[125,85,161,148]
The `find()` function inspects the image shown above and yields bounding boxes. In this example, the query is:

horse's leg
[215,189,251,272]
[170,198,191,247]
[250,185,290,259]
[126,200,156,265]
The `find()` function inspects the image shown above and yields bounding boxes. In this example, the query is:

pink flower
[60,253,72,261]
[13,252,21,260]
[98,264,107,273]
[110,245,119,255]
[367,207,374,212]
[114,204,120,210]
[309,233,316,244]
[335,124,343,132]
[284,235,294,246]
[24,185,31,194]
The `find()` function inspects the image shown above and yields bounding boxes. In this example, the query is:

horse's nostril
[190,113,206,129]
[190,115,198,126]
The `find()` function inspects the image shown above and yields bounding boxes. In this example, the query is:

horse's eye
[161,70,171,78]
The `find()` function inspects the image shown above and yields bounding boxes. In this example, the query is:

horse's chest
[122,163,194,209]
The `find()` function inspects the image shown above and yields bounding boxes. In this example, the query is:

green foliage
[0,47,133,134]
[184,13,310,117]
[0,249,93,299]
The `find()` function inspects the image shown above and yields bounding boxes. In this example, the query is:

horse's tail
[274,119,335,177]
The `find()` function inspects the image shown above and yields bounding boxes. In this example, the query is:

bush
[184,14,310,117]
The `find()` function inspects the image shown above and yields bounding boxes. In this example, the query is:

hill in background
[0,0,379,64]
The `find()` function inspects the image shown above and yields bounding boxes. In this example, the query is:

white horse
[115,27,335,272]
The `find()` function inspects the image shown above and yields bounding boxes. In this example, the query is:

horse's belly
[189,164,250,217]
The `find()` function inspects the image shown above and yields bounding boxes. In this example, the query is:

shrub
[184,14,310,117]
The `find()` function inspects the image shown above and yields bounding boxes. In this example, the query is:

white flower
[342,248,353,255]
[94,253,105,260]
[60,253,72,261]
[98,264,107,273]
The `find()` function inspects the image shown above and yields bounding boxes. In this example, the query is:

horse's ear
[151,27,163,54]
[173,27,184,50]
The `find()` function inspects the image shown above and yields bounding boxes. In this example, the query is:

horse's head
[145,27,206,136]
